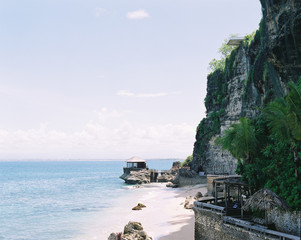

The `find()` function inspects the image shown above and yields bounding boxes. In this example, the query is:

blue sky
[0,0,262,160]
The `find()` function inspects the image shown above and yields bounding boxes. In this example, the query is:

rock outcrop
[120,169,151,184]
[108,221,152,240]
[192,0,301,175]
[183,192,204,209]
[184,196,197,209]
[157,168,178,182]
[172,168,206,187]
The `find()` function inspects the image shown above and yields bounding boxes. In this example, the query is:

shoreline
[114,183,207,240]
[71,182,207,240]
[158,184,207,240]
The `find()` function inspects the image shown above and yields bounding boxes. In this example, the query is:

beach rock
[195,192,203,199]
[184,195,197,209]
[122,221,153,240]
[166,182,179,188]
[120,169,151,185]
[166,182,173,187]
[132,205,142,210]
[171,168,205,187]
[157,168,179,183]
[108,233,122,240]
[123,221,143,233]
[132,203,146,210]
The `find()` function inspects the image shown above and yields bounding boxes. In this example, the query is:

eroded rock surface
[172,168,206,187]
[120,169,151,184]
[192,0,301,175]
[157,168,179,183]
[184,196,197,209]
[108,221,152,240]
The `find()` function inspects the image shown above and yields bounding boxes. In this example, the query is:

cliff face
[192,0,301,174]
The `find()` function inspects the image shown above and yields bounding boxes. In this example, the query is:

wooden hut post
[224,183,228,211]
[214,181,217,204]
[227,184,231,203]
[239,186,243,219]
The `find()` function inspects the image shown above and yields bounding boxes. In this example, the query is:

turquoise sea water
[0,160,175,240]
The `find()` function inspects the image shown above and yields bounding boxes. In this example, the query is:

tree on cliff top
[208,36,238,72]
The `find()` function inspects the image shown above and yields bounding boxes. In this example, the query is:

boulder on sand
[195,192,203,199]
[108,221,152,240]
[184,195,197,209]
[132,203,146,210]
[132,206,142,210]
[166,182,179,188]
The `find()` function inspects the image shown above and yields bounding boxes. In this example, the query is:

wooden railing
[194,201,225,214]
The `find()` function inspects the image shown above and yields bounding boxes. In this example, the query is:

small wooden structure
[243,188,290,225]
[213,176,251,218]
[123,156,147,174]
[227,37,244,46]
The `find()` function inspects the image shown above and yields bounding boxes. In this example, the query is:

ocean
[0,160,176,240]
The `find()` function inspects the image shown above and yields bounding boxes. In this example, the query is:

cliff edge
[192,0,301,174]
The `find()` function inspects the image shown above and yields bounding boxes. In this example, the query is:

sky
[0,0,262,160]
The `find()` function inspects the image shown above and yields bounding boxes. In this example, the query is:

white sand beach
[73,183,208,240]
[158,184,208,240]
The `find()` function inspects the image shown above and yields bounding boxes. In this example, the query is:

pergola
[227,37,244,46]
[213,177,251,217]
[125,156,147,169]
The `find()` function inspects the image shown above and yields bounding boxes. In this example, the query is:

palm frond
[215,117,258,163]
[262,99,291,141]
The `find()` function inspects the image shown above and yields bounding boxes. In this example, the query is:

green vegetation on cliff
[215,117,258,164]
[217,80,301,210]
[208,37,238,72]
[193,0,301,208]
[193,39,241,169]
[181,155,193,167]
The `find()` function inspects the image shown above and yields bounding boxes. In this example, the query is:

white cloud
[126,9,149,20]
[117,90,135,97]
[96,75,105,79]
[95,8,106,17]
[117,90,180,98]
[0,108,195,159]
[137,92,169,98]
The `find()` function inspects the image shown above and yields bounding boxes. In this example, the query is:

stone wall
[267,209,301,237]
[172,168,206,187]
[193,207,282,240]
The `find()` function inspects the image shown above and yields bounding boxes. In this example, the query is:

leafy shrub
[181,155,193,167]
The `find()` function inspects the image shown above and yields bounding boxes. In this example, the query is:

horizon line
[0,158,183,162]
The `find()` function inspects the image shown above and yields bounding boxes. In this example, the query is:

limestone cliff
[192,0,301,174]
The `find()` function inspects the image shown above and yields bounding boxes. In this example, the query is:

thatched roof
[126,156,146,163]
[214,176,249,186]
[243,188,290,211]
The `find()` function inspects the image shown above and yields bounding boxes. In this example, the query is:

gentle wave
[0,160,175,240]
